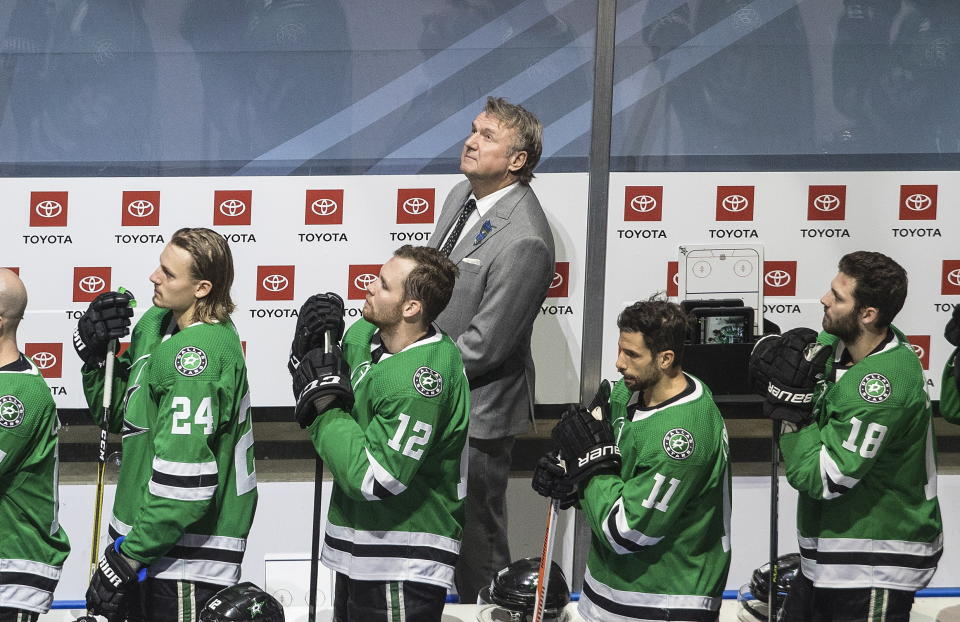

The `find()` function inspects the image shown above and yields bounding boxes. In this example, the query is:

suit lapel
[449,185,526,264]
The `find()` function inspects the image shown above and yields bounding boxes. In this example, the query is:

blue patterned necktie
[440,198,477,256]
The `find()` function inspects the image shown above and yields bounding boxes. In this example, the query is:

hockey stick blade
[533,497,561,622]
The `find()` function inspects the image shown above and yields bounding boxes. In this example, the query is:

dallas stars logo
[413,366,443,398]
[175,346,208,377]
[0,395,25,428]
[859,373,891,403]
[247,598,264,617]
[663,428,695,460]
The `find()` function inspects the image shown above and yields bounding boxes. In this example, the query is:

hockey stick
[769,420,780,622]
[307,329,333,622]
[89,340,117,580]
[532,497,561,622]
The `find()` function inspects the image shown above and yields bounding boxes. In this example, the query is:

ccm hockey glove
[759,328,832,429]
[552,405,621,485]
[86,537,145,616]
[288,293,345,375]
[74,290,135,368]
[531,452,578,510]
[292,347,354,428]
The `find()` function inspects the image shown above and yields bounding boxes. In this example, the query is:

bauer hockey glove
[552,405,621,485]
[758,328,832,429]
[531,452,578,510]
[74,290,135,368]
[292,347,354,428]
[86,537,146,616]
[289,292,346,375]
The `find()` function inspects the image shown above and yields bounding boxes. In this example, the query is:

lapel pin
[474,220,495,245]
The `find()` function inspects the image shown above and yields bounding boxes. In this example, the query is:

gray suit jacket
[428,179,555,439]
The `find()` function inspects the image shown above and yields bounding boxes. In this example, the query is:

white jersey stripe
[602,497,662,554]
[0,583,53,614]
[149,480,216,501]
[149,557,239,586]
[819,446,860,499]
[152,457,218,476]
[360,449,407,500]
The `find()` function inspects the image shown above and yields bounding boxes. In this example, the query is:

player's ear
[859,305,879,327]
[194,279,213,300]
[658,349,675,370]
[402,298,423,321]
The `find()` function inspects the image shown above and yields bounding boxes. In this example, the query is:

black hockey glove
[531,452,578,510]
[552,405,621,485]
[86,537,145,616]
[292,347,354,428]
[74,290,135,368]
[756,328,832,429]
[748,333,781,395]
[945,304,960,347]
[288,293,345,375]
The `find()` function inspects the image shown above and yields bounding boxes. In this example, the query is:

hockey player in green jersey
[75,228,258,621]
[751,251,942,621]
[533,300,731,622]
[940,305,960,424]
[290,245,470,622]
[0,268,70,620]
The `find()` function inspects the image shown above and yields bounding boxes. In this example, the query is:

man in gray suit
[428,96,555,603]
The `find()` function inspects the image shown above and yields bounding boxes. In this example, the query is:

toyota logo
[813,194,840,212]
[672,273,679,286]
[353,273,378,291]
[904,193,931,211]
[31,351,57,369]
[630,195,657,212]
[764,270,792,288]
[402,197,430,215]
[35,200,62,218]
[721,195,749,212]
[910,343,925,359]
[219,199,247,217]
[550,272,564,289]
[79,275,106,294]
[127,199,155,218]
[311,198,338,216]
[948,269,960,287]
[261,274,289,292]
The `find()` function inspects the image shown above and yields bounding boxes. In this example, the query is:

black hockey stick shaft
[307,329,333,622]
[769,420,781,621]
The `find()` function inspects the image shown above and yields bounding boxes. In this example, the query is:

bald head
[0,268,27,336]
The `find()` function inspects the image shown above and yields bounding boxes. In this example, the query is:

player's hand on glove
[551,405,621,485]
[531,452,578,510]
[292,347,354,428]
[288,293,345,375]
[74,290,135,368]
[86,537,145,616]
[750,327,832,430]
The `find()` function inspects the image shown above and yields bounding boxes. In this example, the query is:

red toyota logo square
[30,192,69,227]
[348,264,382,300]
[716,186,754,221]
[122,191,161,226]
[396,189,435,224]
[25,343,63,378]
[256,266,295,301]
[667,261,678,297]
[624,186,663,222]
[305,190,344,225]
[3,267,19,275]
[73,267,112,302]
[808,186,846,221]
[899,185,937,220]
[214,190,252,226]
[763,261,797,297]
[547,262,570,298]
[942,260,960,295]
[905,335,930,370]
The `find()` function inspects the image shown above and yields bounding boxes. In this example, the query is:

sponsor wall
[5,174,587,408]
[603,172,957,398]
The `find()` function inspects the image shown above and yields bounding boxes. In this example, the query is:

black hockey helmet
[476,557,570,622]
[738,553,801,621]
[199,582,284,622]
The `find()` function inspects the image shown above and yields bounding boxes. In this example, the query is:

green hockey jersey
[82,306,257,586]
[578,375,731,622]
[0,355,70,613]
[310,319,470,589]
[780,327,942,590]
[940,349,960,424]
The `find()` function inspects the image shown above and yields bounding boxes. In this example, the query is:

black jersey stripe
[823,473,851,496]
[0,571,58,593]
[324,534,458,567]
[151,470,219,489]
[372,479,396,500]
[605,503,646,553]
[164,544,245,564]
[801,547,942,570]
[582,582,716,621]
